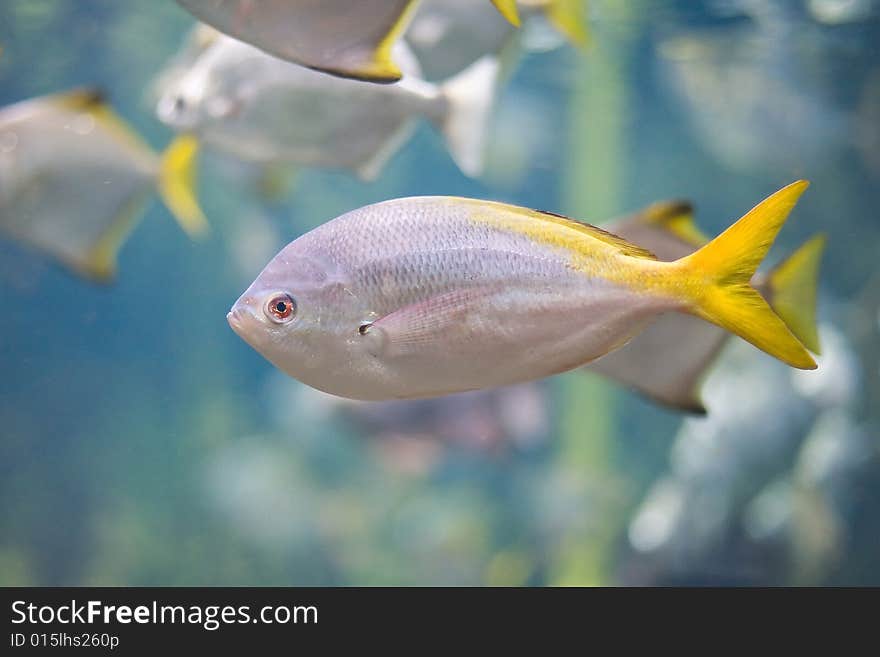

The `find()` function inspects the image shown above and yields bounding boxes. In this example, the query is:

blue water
[1,0,878,585]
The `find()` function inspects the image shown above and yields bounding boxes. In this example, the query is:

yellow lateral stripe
[463,198,656,275]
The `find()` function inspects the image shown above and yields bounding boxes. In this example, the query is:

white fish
[228,183,816,401]
[175,0,520,83]
[0,89,204,281]
[157,33,499,180]
[406,0,588,80]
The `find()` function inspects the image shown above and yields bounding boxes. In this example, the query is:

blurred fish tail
[544,0,590,47]
[674,180,816,369]
[492,0,522,26]
[157,134,208,237]
[80,195,150,283]
[766,234,825,354]
[438,56,500,177]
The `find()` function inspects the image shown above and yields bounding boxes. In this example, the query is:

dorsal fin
[532,208,658,259]
[48,88,156,159]
[49,87,106,112]
[638,200,709,246]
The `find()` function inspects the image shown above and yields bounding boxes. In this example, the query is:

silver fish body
[228,197,673,400]
[176,0,418,83]
[158,33,497,178]
[0,91,158,279]
[407,0,516,80]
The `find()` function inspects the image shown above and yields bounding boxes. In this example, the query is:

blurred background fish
[406,0,588,80]
[174,0,521,83]
[0,88,203,281]
[622,324,865,585]
[156,32,499,185]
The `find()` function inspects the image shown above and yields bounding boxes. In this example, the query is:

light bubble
[69,113,96,135]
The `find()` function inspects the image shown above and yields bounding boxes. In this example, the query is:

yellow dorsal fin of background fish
[158,134,209,237]
[640,200,710,246]
[491,0,522,26]
[676,180,816,370]
[49,88,157,158]
[767,234,825,354]
[48,86,106,113]
[544,0,590,47]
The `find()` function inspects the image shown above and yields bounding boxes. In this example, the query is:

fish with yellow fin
[588,200,825,413]
[175,0,520,84]
[0,88,205,281]
[407,0,588,80]
[157,32,499,180]
[228,182,817,401]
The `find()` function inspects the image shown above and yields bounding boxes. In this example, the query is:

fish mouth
[226,309,245,334]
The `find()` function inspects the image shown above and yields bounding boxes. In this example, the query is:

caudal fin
[439,56,500,177]
[766,234,825,354]
[157,134,209,237]
[491,0,521,26]
[544,0,590,47]
[676,180,817,370]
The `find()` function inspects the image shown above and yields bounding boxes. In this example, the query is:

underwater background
[1,0,879,586]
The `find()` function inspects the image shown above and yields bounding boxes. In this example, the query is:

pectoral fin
[362,287,494,357]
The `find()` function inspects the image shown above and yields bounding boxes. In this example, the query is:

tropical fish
[157,33,498,180]
[175,0,519,83]
[588,200,825,413]
[0,89,205,281]
[228,182,817,401]
[406,0,588,80]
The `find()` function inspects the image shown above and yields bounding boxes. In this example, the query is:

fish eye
[265,293,296,323]
[173,96,186,113]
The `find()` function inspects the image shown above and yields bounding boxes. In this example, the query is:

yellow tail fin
[157,134,209,238]
[767,234,825,354]
[491,0,522,26]
[676,180,817,370]
[545,0,590,47]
